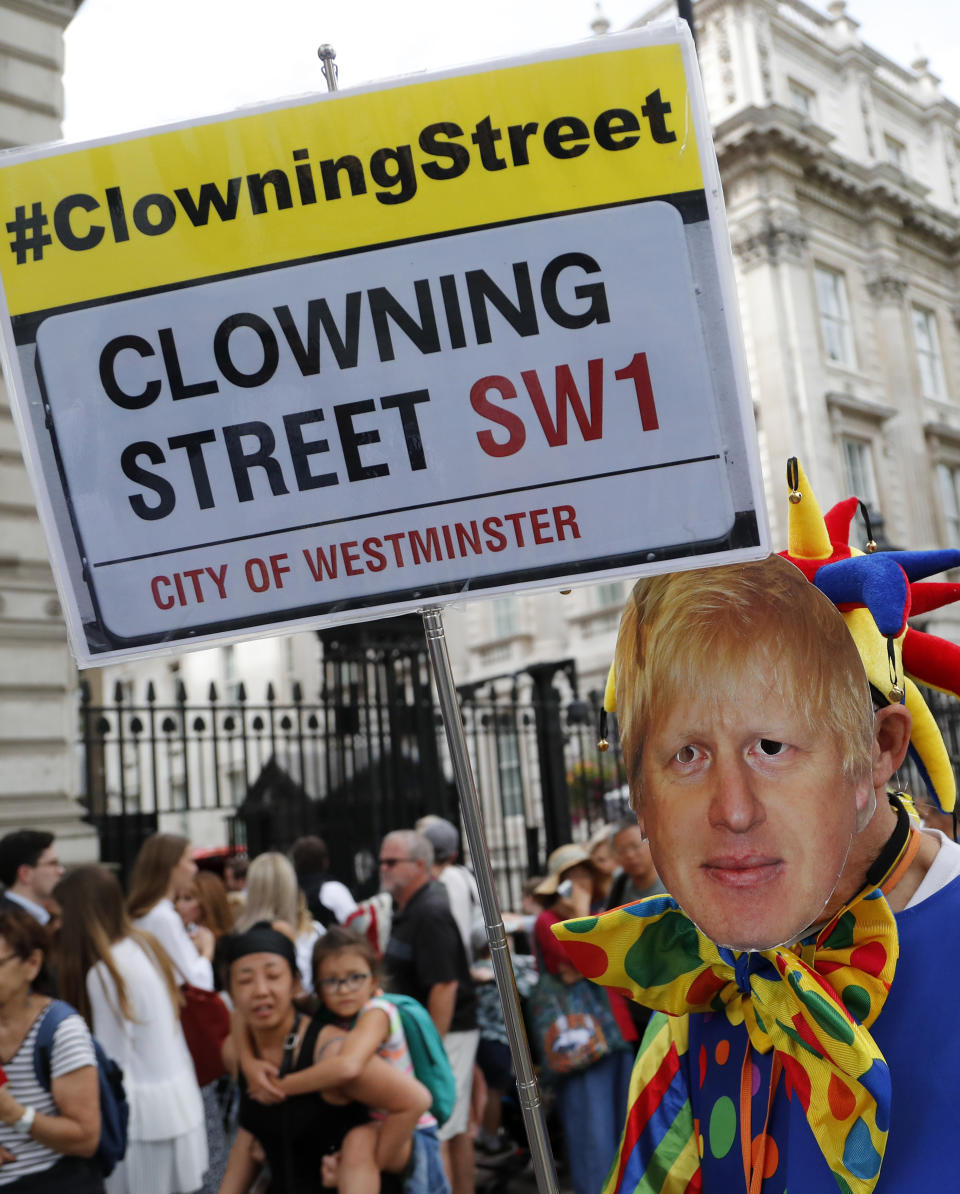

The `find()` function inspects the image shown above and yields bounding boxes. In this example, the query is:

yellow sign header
[0,41,702,316]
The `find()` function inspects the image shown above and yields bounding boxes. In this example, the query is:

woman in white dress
[126,834,225,1193]
[54,866,207,1194]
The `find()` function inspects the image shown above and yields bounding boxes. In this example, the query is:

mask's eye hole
[675,745,699,764]
[758,739,787,756]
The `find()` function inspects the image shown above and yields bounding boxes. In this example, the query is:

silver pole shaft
[421,607,559,1194]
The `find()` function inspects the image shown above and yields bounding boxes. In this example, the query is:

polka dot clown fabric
[552,886,898,1194]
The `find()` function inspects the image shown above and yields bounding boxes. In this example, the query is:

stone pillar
[0,0,96,859]
[728,182,822,544]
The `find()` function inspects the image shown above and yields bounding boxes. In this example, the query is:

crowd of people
[0,816,661,1194]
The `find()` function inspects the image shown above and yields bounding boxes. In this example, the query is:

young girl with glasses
[276,927,449,1194]
[225,923,429,1194]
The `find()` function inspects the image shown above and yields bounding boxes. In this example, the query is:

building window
[840,437,880,545]
[884,134,907,171]
[814,266,856,367]
[841,437,878,505]
[221,644,241,702]
[591,581,624,609]
[787,78,815,118]
[496,731,524,817]
[491,597,517,639]
[912,306,946,399]
[938,464,960,549]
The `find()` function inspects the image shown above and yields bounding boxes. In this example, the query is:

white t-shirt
[319,880,358,924]
[438,865,480,963]
[295,921,326,993]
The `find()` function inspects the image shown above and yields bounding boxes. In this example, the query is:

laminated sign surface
[0,24,768,665]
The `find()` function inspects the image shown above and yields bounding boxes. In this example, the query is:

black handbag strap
[278,1010,304,1188]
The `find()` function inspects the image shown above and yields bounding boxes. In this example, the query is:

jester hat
[779,457,960,812]
[599,457,960,812]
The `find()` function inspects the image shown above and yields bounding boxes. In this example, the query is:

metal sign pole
[312,42,548,1189]
[421,607,560,1194]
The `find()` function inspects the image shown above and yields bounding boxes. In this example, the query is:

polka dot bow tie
[552,885,898,1194]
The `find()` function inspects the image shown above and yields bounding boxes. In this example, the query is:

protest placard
[0,23,767,664]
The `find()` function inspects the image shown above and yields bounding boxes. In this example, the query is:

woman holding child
[221,922,440,1194]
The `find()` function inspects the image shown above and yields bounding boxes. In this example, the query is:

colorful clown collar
[551,805,917,1194]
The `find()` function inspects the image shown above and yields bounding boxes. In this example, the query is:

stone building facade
[456,0,960,699]
[0,0,96,858]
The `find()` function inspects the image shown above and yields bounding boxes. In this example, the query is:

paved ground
[475,1132,572,1194]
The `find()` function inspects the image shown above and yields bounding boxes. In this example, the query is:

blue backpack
[382,994,456,1127]
[33,1000,129,1177]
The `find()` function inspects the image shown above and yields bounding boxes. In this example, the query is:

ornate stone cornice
[717,108,960,255]
[864,272,908,304]
[0,0,79,28]
[731,217,809,269]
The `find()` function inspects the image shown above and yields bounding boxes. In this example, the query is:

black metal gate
[79,632,628,898]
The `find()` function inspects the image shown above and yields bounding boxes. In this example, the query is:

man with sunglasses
[381,830,478,1194]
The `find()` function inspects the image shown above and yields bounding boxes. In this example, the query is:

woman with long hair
[234,853,324,993]
[127,834,225,1192]
[55,867,206,1194]
[175,870,234,946]
[127,835,215,990]
[176,871,235,993]
[0,907,102,1192]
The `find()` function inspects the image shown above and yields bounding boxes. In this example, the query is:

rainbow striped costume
[553,872,960,1193]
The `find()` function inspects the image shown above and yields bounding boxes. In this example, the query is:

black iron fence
[79,658,628,900]
[81,640,958,898]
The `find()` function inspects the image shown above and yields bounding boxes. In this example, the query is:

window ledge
[826,390,897,422]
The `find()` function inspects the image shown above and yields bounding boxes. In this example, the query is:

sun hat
[533,843,600,896]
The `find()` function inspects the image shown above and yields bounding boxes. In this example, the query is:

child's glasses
[320,971,372,993]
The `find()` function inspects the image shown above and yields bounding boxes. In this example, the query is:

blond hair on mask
[614,554,874,809]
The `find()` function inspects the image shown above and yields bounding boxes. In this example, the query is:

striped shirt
[0,1003,97,1185]
[363,996,436,1129]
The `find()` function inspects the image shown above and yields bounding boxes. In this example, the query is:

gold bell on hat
[887,637,904,702]
[787,457,802,504]
[597,660,616,750]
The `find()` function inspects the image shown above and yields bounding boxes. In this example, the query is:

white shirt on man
[3,890,50,924]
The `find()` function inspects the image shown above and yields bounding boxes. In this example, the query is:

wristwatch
[12,1106,35,1135]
